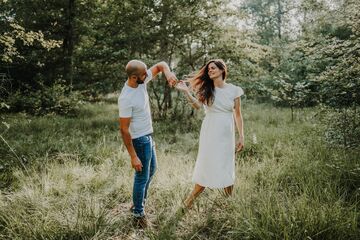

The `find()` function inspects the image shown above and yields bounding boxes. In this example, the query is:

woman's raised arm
[175,81,203,110]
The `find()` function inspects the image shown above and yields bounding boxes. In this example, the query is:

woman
[175,59,244,208]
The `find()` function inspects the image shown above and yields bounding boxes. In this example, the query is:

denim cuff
[132,211,145,218]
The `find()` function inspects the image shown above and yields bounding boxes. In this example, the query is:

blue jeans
[132,134,157,217]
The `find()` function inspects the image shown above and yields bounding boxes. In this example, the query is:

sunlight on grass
[0,102,359,239]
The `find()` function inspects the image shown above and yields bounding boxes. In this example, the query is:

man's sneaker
[133,215,148,229]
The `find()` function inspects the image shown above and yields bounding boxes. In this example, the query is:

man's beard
[136,79,145,84]
[136,76,145,84]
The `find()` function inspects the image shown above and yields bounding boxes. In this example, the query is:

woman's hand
[175,80,190,92]
[176,81,202,109]
[236,137,244,152]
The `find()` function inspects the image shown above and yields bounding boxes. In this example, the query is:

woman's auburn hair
[187,59,227,106]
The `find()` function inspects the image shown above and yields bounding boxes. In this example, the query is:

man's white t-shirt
[118,69,153,139]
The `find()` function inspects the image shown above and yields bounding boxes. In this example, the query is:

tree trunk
[302,6,308,34]
[276,0,282,40]
[63,0,75,88]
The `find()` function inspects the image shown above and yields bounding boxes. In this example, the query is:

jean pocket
[133,136,151,146]
[133,138,152,162]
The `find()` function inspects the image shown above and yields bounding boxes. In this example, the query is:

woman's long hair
[186,59,227,106]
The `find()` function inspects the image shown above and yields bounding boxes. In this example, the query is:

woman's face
[208,62,223,80]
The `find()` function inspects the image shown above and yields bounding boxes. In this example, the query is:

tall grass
[0,101,359,239]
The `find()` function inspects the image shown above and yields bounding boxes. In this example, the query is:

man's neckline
[126,81,140,89]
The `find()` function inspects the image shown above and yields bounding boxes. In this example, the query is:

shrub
[320,107,360,149]
[4,82,82,116]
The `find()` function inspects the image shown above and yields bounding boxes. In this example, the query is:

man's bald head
[125,60,147,77]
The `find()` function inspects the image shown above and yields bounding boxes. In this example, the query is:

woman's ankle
[184,195,195,208]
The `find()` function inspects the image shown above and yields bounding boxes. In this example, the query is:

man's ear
[129,74,138,81]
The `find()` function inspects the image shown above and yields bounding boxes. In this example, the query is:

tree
[0,23,61,64]
[303,0,360,147]
[271,77,311,121]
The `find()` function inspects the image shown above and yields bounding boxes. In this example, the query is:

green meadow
[0,100,358,239]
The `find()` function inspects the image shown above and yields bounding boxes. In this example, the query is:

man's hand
[131,156,143,172]
[165,72,178,87]
[150,62,178,86]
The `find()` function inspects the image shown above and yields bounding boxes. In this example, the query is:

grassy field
[0,101,359,239]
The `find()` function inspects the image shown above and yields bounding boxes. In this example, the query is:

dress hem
[193,181,234,189]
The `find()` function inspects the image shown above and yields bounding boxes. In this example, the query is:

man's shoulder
[118,89,132,105]
[119,83,134,95]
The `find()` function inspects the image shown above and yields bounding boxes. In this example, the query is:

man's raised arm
[149,61,177,86]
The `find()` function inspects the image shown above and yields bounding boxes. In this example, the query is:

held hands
[175,80,190,92]
[165,72,178,87]
[164,71,188,91]
[131,156,143,172]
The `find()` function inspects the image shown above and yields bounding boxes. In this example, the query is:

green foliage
[270,76,312,120]
[4,82,82,116]
[320,107,360,149]
[315,39,360,108]
[300,0,360,148]
[241,0,293,44]
[271,78,311,107]
[0,23,61,63]
[1,0,359,151]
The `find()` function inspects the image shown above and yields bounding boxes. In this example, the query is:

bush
[4,82,83,116]
[320,107,360,149]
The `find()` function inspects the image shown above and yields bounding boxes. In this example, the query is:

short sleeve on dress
[234,86,244,99]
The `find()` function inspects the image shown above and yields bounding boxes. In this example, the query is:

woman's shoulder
[226,83,243,91]
[226,83,244,97]
[226,83,239,88]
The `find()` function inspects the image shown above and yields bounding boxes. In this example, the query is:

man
[118,60,177,228]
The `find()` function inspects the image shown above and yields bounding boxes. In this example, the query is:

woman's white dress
[192,83,244,188]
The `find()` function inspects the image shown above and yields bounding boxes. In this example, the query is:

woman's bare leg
[224,185,233,197]
[184,184,205,208]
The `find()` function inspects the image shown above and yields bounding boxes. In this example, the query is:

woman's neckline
[215,83,229,89]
